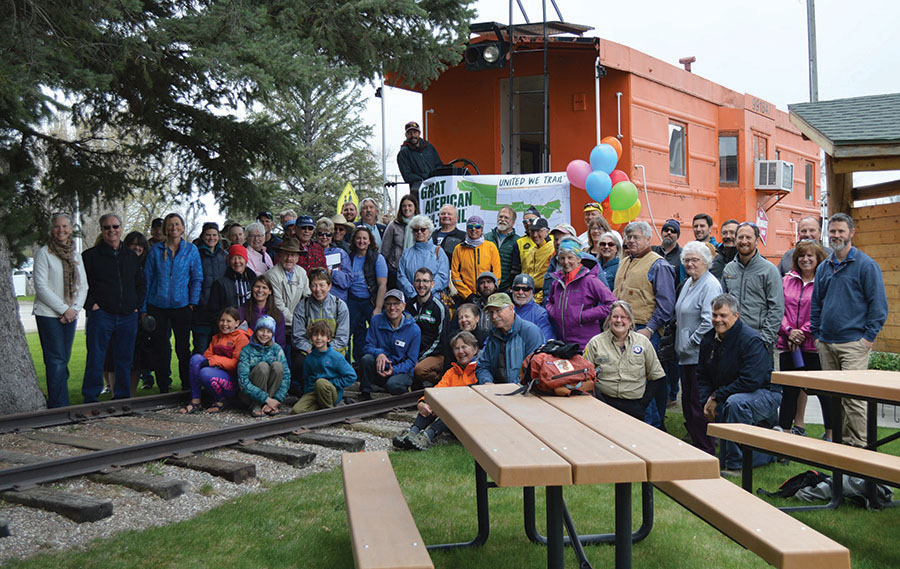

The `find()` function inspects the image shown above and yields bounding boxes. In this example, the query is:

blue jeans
[717,388,782,470]
[83,309,138,402]
[347,296,374,363]
[358,354,411,395]
[36,315,77,408]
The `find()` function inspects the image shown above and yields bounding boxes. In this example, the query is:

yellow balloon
[611,201,641,224]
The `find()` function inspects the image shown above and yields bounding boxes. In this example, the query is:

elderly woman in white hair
[244,221,273,276]
[396,215,450,301]
[674,240,722,454]
[314,216,352,302]
[33,212,89,407]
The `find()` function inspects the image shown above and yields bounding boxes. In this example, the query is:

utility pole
[807,0,819,102]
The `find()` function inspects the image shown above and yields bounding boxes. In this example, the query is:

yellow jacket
[451,241,502,300]
[518,235,554,303]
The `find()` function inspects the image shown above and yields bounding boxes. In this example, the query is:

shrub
[869,351,900,371]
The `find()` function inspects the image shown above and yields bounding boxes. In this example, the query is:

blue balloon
[590,143,619,174]
[585,170,612,203]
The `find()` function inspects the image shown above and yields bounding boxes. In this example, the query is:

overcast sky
[365,0,900,189]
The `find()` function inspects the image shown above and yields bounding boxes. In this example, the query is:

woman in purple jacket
[776,239,832,441]
[545,238,617,349]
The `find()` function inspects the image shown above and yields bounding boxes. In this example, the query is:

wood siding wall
[851,201,900,353]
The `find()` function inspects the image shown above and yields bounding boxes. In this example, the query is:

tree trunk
[0,235,47,414]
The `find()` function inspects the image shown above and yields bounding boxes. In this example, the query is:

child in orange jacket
[182,307,251,413]
[393,331,479,450]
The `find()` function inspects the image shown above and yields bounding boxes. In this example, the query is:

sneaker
[789,426,806,437]
[407,431,432,451]
[666,399,678,410]
[358,392,372,402]
[720,468,742,478]
[100,386,110,395]
[392,429,413,450]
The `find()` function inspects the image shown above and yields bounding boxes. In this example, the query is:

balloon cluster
[566,137,641,224]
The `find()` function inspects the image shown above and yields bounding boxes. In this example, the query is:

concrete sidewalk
[17,301,86,334]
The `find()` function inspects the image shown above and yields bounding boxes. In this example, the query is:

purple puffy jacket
[545,261,617,349]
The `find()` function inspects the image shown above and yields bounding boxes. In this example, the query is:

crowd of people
[33,201,888,463]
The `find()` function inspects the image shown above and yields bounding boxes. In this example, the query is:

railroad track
[0,389,421,560]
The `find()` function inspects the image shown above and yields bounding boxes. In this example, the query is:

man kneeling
[698,293,781,476]
[358,289,420,400]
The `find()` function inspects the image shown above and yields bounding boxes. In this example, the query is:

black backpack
[757,470,829,498]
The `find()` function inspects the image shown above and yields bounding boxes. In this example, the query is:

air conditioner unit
[754,160,794,192]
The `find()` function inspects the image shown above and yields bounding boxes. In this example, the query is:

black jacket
[208,266,257,325]
[433,228,466,261]
[697,318,778,403]
[710,244,737,280]
[397,139,442,185]
[82,241,146,315]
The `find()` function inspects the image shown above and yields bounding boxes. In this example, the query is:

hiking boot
[392,429,413,450]
[358,392,372,402]
[789,426,806,436]
[407,431,432,451]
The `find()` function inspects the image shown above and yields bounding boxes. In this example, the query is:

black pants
[777,350,832,431]
[148,304,192,392]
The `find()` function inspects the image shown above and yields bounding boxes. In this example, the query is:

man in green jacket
[485,206,521,291]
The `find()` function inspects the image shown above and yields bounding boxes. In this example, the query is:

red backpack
[518,341,596,396]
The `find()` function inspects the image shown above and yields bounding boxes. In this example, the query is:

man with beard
[397,121,443,197]
[613,221,676,429]
[652,218,683,287]
[710,219,739,279]
[722,222,783,352]
[472,271,499,334]
[486,206,520,291]
[510,274,555,341]
[357,198,386,249]
[778,216,832,276]
[811,213,888,447]
[408,268,448,389]
[521,205,540,234]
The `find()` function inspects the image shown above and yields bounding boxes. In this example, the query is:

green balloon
[609,181,638,210]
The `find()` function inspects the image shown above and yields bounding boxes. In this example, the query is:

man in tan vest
[613,221,676,429]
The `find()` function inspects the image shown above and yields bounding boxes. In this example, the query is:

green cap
[485,293,512,309]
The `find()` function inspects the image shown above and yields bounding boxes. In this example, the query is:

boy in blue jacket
[292,320,357,413]
[358,289,421,400]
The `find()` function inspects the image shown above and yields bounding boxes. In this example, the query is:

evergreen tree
[0,0,473,413]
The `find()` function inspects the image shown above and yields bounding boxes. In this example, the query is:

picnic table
[425,383,720,569]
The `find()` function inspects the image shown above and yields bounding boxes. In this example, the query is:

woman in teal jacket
[143,213,203,393]
[237,315,291,417]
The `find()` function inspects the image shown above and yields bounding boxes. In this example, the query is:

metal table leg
[427,461,491,551]
[615,482,633,569]
[547,486,564,569]
[523,483,654,545]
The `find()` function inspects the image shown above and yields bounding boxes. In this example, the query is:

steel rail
[0,393,190,434]
[0,391,421,491]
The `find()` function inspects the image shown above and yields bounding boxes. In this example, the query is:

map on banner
[418,173,570,228]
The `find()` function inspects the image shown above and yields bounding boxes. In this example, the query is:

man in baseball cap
[475,292,544,385]
[397,120,443,197]
[510,274,555,341]
[357,288,420,400]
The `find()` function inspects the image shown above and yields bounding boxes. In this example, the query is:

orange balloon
[601,136,623,160]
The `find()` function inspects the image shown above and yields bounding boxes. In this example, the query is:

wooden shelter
[790,93,900,352]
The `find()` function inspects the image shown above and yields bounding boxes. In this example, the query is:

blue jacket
[195,243,227,323]
[302,347,357,402]
[143,239,203,311]
[601,256,619,290]
[810,247,888,344]
[697,319,778,403]
[397,241,450,301]
[514,300,555,342]
[237,339,291,404]
[475,315,544,385]
[364,313,421,375]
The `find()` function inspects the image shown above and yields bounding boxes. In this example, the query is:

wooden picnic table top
[425,384,718,488]
[772,370,900,403]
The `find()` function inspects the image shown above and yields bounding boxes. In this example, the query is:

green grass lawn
[4,412,898,569]
[27,331,182,405]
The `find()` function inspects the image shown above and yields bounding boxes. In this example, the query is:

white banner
[417,173,571,229]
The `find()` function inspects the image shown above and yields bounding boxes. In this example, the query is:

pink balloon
[609,169,629,186]
[566,160,593,189]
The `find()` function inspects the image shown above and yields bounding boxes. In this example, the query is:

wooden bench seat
[708,423,900,486]
[655,478,850,569]
[342,451,433,569]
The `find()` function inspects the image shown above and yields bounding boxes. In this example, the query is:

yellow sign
[336,183,359,217]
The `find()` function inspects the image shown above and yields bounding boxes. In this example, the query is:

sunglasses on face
[102,224,121,230]
[598,242,616,247]
[317,232,332,237]
[511,286,531,292]
[467,224,482,230]
[412,227,428,233]
[661,227,677,234]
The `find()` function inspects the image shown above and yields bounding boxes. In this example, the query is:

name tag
[395,339,406,348]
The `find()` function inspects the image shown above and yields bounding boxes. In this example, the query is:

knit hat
[557,237,583,256]
[512,274,535,290]
[228,244,249,263]
[662,219,681,236]
[477,271,498,285]
[255,315,277,333]
[467,215,485,227]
